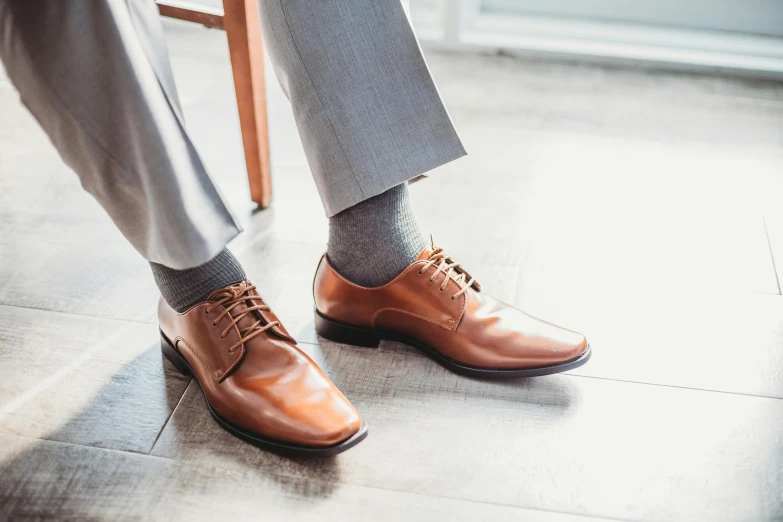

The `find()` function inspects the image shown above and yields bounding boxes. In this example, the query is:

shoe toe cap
[314,418,363,447]
[461,296,589,369]
[303,401,363,447]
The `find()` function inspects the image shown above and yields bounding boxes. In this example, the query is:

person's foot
[159,281,367,455]
[313,245,590,377]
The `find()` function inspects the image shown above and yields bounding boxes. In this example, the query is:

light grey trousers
[0,0,464,269]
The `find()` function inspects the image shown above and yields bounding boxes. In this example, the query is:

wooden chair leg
[222,0,272,208]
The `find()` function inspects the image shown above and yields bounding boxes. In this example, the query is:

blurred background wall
[410,0,783,78]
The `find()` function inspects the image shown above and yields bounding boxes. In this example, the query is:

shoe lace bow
[206,283,280,353]
[418,246,478,300]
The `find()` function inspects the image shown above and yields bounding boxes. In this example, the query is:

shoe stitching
[176,336,212,372]
[323,252,468,329]
[371,306,461,331]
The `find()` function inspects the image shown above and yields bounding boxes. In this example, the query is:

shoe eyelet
[220,334,225,339]
[212,322,217,326]
[418,271,424,276]
[451,296,455,300]
[439,288,444,292]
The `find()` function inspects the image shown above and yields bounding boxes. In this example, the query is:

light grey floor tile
[0,433,607,522]
[152,342,783,522]
[0,306,188,453]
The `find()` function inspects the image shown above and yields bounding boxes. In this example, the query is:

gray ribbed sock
[150,248,247,312]
[328,183,428,287]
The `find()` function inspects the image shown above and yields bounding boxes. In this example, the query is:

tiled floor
[1,19,782,521]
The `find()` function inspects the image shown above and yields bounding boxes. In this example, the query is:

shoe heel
[315,309,380,348]
[160,329,192,376]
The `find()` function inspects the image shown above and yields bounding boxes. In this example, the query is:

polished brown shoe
[159,281,367,456]
[314,246,590,377]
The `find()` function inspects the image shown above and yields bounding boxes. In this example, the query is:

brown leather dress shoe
[314,246,590,377]
[159,281,367,456]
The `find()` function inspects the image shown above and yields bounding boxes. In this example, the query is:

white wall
[410,0,783,78]
[481,0,783,37]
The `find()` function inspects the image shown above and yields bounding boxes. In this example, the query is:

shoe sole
[160,329,368,457]
[314,308,591,378]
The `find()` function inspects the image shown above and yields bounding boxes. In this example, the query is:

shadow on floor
[1,334,583,519]
[0,342,344,519]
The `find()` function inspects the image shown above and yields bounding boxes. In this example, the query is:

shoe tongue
[418,247,482,292]
[228,285,259,332]
[206,282,258,333]
[417,247,457,281]
[209,282,296,343]
[415,248,434,261]
[206,281,247,302]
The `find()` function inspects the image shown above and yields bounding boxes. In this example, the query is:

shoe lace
[205,284,280,353]
[418,246,476,300]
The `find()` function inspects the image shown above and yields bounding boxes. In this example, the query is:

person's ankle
[327,183,427,287]
[150,248,246,312]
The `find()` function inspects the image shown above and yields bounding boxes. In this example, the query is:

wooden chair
[157,0,272,208]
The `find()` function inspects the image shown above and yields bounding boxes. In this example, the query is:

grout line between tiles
[762,214,782,295]
[147,380,194,456]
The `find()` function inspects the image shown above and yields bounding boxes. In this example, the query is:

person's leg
[150,249,246,312]
[0,0,248,311]
[257,0,464,285]
[0,0,240,271]
[327,183,427,286]
[0,0,366,453]
[252,1,589,375]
